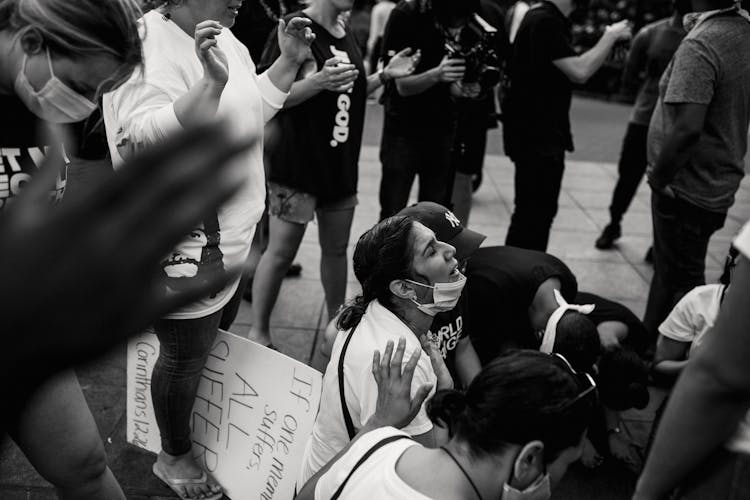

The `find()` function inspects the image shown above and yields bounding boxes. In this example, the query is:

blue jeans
[643,191,725,336]
[151,277,246,455]
[675,449,750,499]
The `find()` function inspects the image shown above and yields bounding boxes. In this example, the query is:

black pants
[505,151,565,251]
[609,122,649,224]
[379,130,455,221]
[642,191,726,335]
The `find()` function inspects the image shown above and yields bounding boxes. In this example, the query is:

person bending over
[574,292,651,470]
[465,246,600,370]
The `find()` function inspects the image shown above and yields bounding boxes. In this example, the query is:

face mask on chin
[406,272,467,316]
[15,47,97,124]
[501,472,551,500]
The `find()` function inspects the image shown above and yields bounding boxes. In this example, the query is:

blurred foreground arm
[634,256,750,499]
[0,121,254,418]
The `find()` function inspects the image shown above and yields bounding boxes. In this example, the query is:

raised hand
[195,20,229,87]
[605,20,633,42]
[313,56,359,92]
[1,120,254,396]
[383,48,421,80]
[368,338,433,429]
[278,17,315,66]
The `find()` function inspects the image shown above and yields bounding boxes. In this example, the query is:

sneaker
[595,223,622,249]
[286,262,302,277]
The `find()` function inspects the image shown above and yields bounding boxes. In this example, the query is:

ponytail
[337,295,369,332]
[427,389,467,433]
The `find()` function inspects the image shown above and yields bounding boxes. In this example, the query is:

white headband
[539,290,596,354]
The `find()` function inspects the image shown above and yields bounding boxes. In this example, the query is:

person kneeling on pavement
[297,215,460,485]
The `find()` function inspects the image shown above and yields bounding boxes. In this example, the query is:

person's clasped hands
[313,56,360,92]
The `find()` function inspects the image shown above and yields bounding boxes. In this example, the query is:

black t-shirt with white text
[428,291,469,384]
[0,95,66,211]
[380,1,458,138]
[466,245,577,363]
[261,12,367,203]
[502,1,576,158]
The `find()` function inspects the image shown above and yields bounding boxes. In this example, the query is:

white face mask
[406,272,467,316]
[501,473,551,500]
[15,48,97,123]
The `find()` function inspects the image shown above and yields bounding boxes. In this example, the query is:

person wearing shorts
[247,0,418,347]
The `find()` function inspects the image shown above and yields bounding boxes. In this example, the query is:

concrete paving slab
[233,279,325,332]
[566,260,650,301]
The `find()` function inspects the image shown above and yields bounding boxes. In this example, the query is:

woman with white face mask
[0,1,142,498]
[298,349,596,500]
[298,215,465,485]
[103,1,314,498]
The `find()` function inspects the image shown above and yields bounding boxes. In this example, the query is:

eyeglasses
[550,353,599,411]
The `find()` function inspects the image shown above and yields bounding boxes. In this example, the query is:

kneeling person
[298,216,461,484]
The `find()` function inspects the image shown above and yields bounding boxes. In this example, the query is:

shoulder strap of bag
[338,328,358,440]
[330,435,412,500]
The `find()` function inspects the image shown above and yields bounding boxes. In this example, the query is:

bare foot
[154,451,222,499]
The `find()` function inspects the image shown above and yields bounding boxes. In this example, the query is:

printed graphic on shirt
[162,212,226,297]
[428,314,464,358]
[329,45,354,148]
[0,146,67,210]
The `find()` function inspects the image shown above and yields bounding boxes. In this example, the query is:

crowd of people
[1,0,750,500]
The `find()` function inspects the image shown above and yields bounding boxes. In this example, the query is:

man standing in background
[502,0,631,251]
[642,0,750,336]
[595,0,691,251]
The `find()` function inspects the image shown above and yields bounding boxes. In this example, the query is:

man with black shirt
[465,245,600,368]
[502,0,631,251]
[378,0,477,220]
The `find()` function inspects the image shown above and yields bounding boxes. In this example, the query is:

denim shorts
[267,181,358,224]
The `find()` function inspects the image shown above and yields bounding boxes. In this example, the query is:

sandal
[152,462,223,500]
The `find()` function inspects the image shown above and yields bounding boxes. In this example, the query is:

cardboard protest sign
[127,329,322,500]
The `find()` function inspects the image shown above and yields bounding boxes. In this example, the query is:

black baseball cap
[397,202,486,260]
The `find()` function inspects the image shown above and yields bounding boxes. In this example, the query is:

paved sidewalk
[2,97,749,499]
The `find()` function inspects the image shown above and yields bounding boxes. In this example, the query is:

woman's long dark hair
[337,216,416,332]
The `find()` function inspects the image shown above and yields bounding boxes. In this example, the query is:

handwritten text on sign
[126,330,322,500]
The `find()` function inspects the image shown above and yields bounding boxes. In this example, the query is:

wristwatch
[378,69,390,85]
[607,427,622,435]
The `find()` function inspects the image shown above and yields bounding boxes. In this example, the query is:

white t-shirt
[298,300,437,485]
[314,427,432,500]
[103,11,287,319]
[658,284,725,357]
